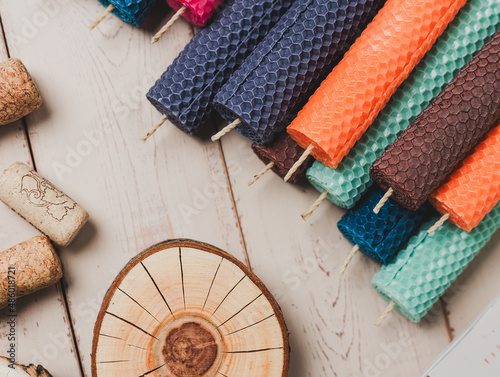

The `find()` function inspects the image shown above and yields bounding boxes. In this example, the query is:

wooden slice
[0,356,53,376]
[91,239,290,377]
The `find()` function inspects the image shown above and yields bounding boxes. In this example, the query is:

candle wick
[375,301,396,326]
[248,162,275,186]
[339,244,359,275]
[142,115,168,142]
[284,144,314,182]
[152,6,188,44]
[301,189,328,221]
[211,118,242,141]
[373,188,393,214]
[89,4,115,31]
[427,213,450,235]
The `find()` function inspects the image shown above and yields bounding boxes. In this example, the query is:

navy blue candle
[213,0,385,145]
[146,0,293,135]
[98,0,156,26]
[337,189,433,264]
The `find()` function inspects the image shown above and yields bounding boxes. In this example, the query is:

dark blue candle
[98,0,157,26]
[338,189,433,264]
[146,0,293,135]
[213,0,385,145]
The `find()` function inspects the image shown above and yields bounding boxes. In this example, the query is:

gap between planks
[0,12,85,377]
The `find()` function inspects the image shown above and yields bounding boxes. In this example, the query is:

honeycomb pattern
[166,0,223,27]
[213,0,385,145]
[306,0,500,210]
[430,125,500,232]
[146,0,292,135]
[251,132,313,184]
[372,203,500,322]
[287,0,467,168]
[371,30,500,211]
[337,188,432,265]
[98,0,156,27]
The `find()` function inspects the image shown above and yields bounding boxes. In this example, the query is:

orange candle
[287,0,467,169]
[429,125,500,232]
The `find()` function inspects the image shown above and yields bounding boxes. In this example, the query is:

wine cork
[0,162,89,247]
[0,58,42,126]
[0,236,63,310]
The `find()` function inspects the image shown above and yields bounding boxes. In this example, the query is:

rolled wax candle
[0,58,42,126]
[287,0,467,169]
[372,203,500,322]
[371,29,500,211]
[213,0,386,145]
[97,0,157,26]
[306,0,500,209]
[251,132,313,184]
[429,125,500,232]
[146,0,292,135]
[338,189,432,265]
[166,0,224,27]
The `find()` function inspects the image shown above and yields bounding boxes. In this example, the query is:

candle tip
[339,244,359,275]
[284,144,314,182]
[211,118,241,142]
[375,301,396,326]
[248,162,275,186]
[373,188,393,214]
[301,189,328,221]
[427,213,450,235]
[142,115,168,141]
[152,6,187,44]
[89,4,114,31]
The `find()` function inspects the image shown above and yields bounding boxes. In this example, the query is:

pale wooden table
[0,1,499,376]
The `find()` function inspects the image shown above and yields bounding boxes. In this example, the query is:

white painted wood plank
[220,131,453,376]
[442,230,500,339]
[0,1,246,375]
[0,20,82,377]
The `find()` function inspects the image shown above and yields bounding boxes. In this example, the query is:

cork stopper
[0,236,63,310]
[0,162,89,247]
[0,58,42,126]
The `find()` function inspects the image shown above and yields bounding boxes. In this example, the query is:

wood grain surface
[0,1,498,376]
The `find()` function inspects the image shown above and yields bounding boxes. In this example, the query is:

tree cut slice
[0,356,53,376]
[92,239,290,377]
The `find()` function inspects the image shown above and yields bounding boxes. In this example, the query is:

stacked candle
[251,132,313,184]
[166,0,224,27]
[338,189,432,265]
[371,29,500,211]
[305,0,500,209]
[213,0,386,144]
[146,0,292,136]
[429,125,500,232]
[372,204,500,322]
[97,0,156,27]
[287,0,466,169]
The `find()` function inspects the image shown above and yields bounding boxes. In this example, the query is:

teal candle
[372,204,500,322]
[306,0,500,209]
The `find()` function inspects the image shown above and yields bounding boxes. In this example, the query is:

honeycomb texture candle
[429,125,500,232]
[306,0,500,209]
[146,0,292,135]
[372,204,500,322]
[98,0,157,26]
[337,189,432,264]
[213,0,386,145]
[371,29,500,211]
[166,0,224,27]
[251,132,313,184]
[287,0,467,168]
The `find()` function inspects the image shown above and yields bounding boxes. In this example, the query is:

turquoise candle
[372,204,500,322]
[306,0,500,209]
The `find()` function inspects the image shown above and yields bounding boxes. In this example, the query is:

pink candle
[166,0,223,27]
